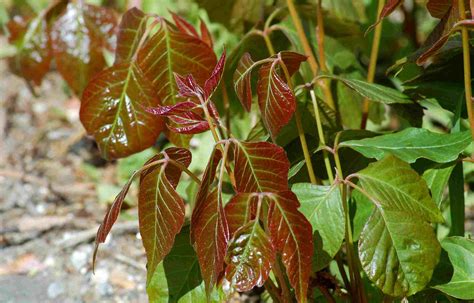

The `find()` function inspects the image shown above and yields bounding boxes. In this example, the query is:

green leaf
[356,156,443,297]
[163,225,202,303]
[433,237,474,300]
[340,128,471,164]
[147,262,169,303]
[422,162,455,206]
[318,75,413,105]
[292,183,345,271]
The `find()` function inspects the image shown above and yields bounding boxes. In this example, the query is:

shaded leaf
[356,156,443,297]
[427,0,452,18]
[372,0,403,28]
[164,225,202,303]
[139,148,191,283]
[233,140,290,193]
[434,237,474,300]
[80,62,164,159]
[51,2,117,95]
[319,75,412,104]
[233,52,255,112]
[340,128,471,164]
[114,7,148,64]
[292,183,345,271]
[7,15,52,85]
[266,191,313,303]
[422,162,455,205]
[225,219,275,292]
[278,51,308,77]
[257,59,296,139]
[225,193,257,236]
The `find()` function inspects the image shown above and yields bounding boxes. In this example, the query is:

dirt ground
[0,54,149,302]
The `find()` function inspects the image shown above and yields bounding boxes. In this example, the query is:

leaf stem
[168,159,201,185]
[458,0,474,139]
[310,89,334,183]
[285,0,336,110]
[334,136,367,303]
[361,0,384,129]
[264,279,282,302]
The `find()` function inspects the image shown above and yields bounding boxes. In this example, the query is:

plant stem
[285,0,336,110]
[335,253,351,292]
[310,89,334,183]
[264,279,282,302]
[458,0,474,140]
[263,33,276,56]
[334,142,367,303]
[281,62,319,185]
[168,159,201,185]
[361,0,384,130]
[273,257,292,302]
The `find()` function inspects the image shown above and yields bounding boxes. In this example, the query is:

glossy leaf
[191,149,228,296]
[225,193,257,235]
[138,148,191,283]
[233,140,290,193]
[356,156,443,297]
[163,225,202,303]
[266,191,313,303]
[434,237,474,300]
[233,52,255,112]
[80,62,164,159]
[51,2,117,95]
[292,183,345,271]
[340,128,471,164]
[319,75,413,105]
[257,59,296,139]
[114,7,148,64]
[225,219,275,292]
[137,17,216,146]
[7,15,52,85]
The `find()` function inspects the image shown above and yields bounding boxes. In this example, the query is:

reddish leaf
[200,19,213,48]
[225,193,258,235]
[137,18,216,146]
[204,50,226,98]
[174,73,204,98]
[225,219,276,292]
[370,0,403,29]
[171,11,199,38]
[51,2,117,95]
[416,3,474,64]
[7,15,52,85]
[427,0,452,18]
[191,148,228,295]
[114,7,148,64]
[233,52,255,112]
[80,62,164,159]
[146,101,197,116]
[266,191,313,303]
[278,51,308,77]
[257,60,296,139]
[168,113,210,134]
[191,190,229,296]
[233,141,290,193]
[138,148,191,283]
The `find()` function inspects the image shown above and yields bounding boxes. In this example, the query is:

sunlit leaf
[257,59,296,139]
[191,148,228,296]
[137,17,216,146]
[51,2,117,95]
[340,128,471,164]
[434,237,474,300]
[292,183,345,271]
[204,50,226,99]
[356,156,443,297]
[139,148,191,283]
[233,52,255,112]
[225,219,275,292]
[266,191,313,303]
[114,7,148,64]
[7,15,52,85]
[80,62,164,159]
[233,140,290,193]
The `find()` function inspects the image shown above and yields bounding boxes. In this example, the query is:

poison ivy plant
[6,1,474,302]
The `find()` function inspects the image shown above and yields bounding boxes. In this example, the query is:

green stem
[310,89,334,183]
[285,0,336,110]
[458,0,474,140]
[334,139,367,303]
[361,0,384,130]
